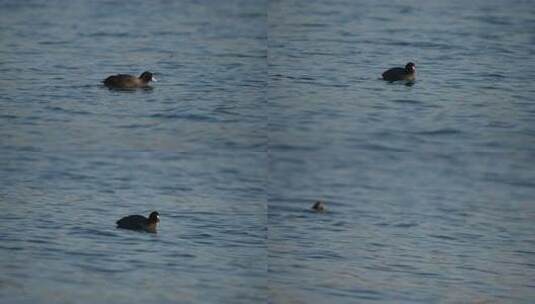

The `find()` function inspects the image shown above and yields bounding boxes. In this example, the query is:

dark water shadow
[100,84,154,93]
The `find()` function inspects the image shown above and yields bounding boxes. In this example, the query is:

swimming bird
[103,71,156,89]
[116,211,160,233]
[312,201,325,212]
[382,62,416,82]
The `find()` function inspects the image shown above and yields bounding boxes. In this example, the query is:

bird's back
[382,67,407,81]
[116,215,147,229]
[103,74,139,88]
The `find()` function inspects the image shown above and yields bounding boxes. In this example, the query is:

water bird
[382,62,416,82]
[116,211,160,233]
[103,71,157,89]
[312,201,325,212]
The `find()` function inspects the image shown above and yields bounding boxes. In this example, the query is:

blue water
[1,0,535,303]
[0,0,266,152]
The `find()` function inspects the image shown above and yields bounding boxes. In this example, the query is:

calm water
[1,0,535,303]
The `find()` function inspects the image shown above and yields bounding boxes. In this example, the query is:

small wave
[218,53,266,59]
[269,143,320,152]
[295,23,327,28]
[393,222,418,228]
[472,16,511,26]
[38,40,70,45]
[68,228,118,237]
[391,99,422,105]
[416,129,462,136]
[0,245,25,251]
[83,32,131,38]
[167,253,196,258]
[384,40,461,50]
[0,114,18,119]
[150,113,217,122]
[76,263,133,273]
[482,73,506,79]
[152,30,189,36]
[301,51,337,56]
[238,12,264,18]
[46,106,91,116]
[66,250,108,258]
[358,143,411,153]
[307,250,344,260]
[116,123,158,129]
[429,234,457,241]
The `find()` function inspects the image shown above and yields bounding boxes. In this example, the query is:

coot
[312,201,325,212]
[382,62,415,82]
[116,211,160,233]
[103,71,157,89]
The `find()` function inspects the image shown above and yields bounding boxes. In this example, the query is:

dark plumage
[382,62,416,82]
[116,211,160,233]
[103,71,156,89]
[312,201,325,212]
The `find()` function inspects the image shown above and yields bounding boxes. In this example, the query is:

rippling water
[1,0,535,303]
[0,0,267,152]
[1,0,267,303]
[0,151,266,303]
[268,0,535,303]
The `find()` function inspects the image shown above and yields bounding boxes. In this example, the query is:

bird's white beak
[151,76,158,82]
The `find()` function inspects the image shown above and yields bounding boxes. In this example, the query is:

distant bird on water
[116,211,160,233]
[312,201,325,212]
[103,71,157,89]
[382,62,416,82]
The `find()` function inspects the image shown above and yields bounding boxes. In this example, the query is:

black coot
[103,71,156,89]
[116,211,160,233]
[382,62,416,82]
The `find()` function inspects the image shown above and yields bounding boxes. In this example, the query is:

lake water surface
[1,0,534,303]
